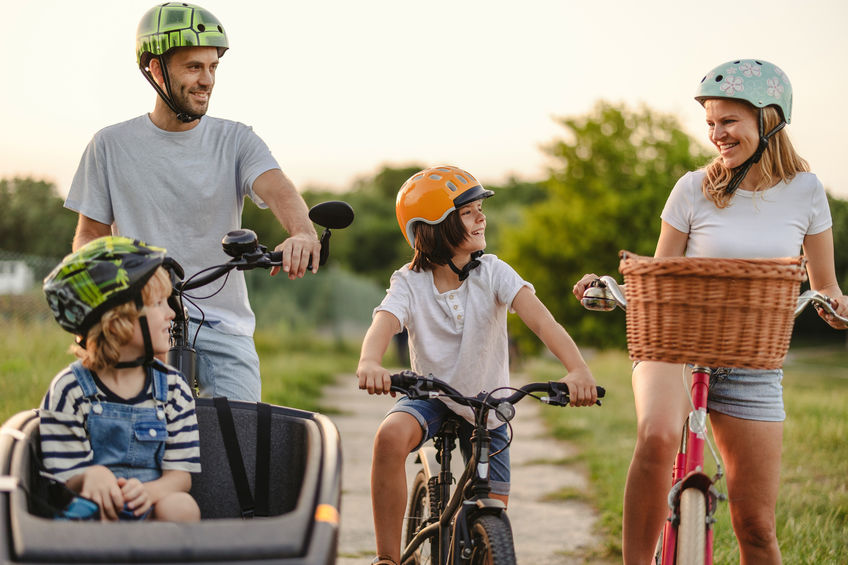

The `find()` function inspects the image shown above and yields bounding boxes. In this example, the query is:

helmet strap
[114,295,156,369]
[448,250,483,281]
[140,56,202,124]
[725,109,787,195]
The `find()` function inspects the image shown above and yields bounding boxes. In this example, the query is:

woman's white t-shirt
[660,171,832,258]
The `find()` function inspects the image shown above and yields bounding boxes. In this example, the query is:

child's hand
[118,477,152,518]
[357,361,395,396]
[560,366,598,407]
[79,465,123,521]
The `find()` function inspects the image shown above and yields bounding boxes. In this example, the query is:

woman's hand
[572,273,600,301]
[816,294,848,330]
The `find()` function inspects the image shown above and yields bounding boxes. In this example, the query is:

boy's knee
[373,414,421,459]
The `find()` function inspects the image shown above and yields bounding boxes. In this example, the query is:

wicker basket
[618,251,807,369]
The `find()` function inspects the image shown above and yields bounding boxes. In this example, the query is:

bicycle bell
[222,229,259,258]
[581,280,617,312]
[495,401,516,423]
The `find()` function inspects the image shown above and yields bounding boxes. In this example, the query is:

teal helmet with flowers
[694,59,793,195]
[694,59,792,123]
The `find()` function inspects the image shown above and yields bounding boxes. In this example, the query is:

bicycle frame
[659,366,720,565]
[401,412,507,565]
[392,372,603,565]
[582,275,846,565]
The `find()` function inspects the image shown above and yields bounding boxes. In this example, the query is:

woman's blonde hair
[73,267,172,372]
[701,105,809,208]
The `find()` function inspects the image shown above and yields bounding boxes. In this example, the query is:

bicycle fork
[660,367,718,565]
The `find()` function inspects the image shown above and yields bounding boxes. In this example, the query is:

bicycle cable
[173,264,236,348]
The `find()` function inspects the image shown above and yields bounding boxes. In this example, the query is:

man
[65,2,321,401]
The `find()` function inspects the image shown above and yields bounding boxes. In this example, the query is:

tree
[499,101,712,350]
[304,164,424,286]
[0,177,77,258]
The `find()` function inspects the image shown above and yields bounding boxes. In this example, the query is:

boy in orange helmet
[357,166,597,564]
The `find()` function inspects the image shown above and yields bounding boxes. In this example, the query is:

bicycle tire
[466,514,516,565]
[676,488,707,565]
[403,470,437,565]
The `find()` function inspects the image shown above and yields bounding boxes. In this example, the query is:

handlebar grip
[266,250,316,271]
[390,371,420,389]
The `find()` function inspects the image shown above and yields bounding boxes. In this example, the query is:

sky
[3,0,848,199]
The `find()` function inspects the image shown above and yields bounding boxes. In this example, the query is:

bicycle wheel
[466,514,516,565]
[404,470,436,565]
[676,488,706,565]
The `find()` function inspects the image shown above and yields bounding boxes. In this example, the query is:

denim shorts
[708,367,785,422]
[189,319,261,401]
[389,397,511,496]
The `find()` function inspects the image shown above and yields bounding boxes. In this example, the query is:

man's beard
[171,83,211,118]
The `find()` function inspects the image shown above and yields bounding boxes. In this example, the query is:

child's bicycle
[389,371,605,565]
[0,201,353,565]
[580,253,848,565]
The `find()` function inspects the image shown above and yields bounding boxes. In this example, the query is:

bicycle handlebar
[174,200,354,293]
[389,371,605,416]
[581,277,847,323]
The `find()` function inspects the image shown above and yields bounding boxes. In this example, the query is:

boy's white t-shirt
[660,171,832,258]
[376,254,533,428]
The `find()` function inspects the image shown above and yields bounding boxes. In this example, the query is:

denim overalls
[70,361,168,483]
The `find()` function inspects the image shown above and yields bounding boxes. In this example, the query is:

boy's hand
[118,477,152,517]
[80,465,123,521]
[357,361,395,396]
[560,366,598,407]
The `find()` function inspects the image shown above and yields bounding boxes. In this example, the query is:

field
[2,319,845,563]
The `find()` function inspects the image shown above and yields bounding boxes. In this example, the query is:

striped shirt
[39,363,201,481]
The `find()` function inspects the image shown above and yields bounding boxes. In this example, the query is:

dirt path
[323,373,610,564]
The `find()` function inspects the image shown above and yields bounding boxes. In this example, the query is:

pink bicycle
[580,253,847,565]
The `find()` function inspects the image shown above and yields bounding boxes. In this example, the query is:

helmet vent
[714,74,723,82]
[197,24,206,32]
[428,174,442,180]
[446,181,458,192]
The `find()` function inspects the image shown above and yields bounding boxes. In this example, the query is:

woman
[573,59,847,564]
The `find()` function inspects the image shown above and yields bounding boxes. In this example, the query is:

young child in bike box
[357,166,598,565]
[39,236,201,522]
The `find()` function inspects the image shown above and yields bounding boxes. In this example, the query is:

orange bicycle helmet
[396,165,493,247]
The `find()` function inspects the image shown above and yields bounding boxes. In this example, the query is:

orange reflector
[315,504,339,525]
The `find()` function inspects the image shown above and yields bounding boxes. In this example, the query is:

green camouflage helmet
[43,236,167,335]
[694,59,792,124]
[136,2,228,68]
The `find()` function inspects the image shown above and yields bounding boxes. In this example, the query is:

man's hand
[271,232,321,279]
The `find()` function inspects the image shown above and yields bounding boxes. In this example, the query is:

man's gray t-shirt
[65,114,280,336]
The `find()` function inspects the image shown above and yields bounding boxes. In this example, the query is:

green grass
[0,319,361,422]
[527,346,848,563]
